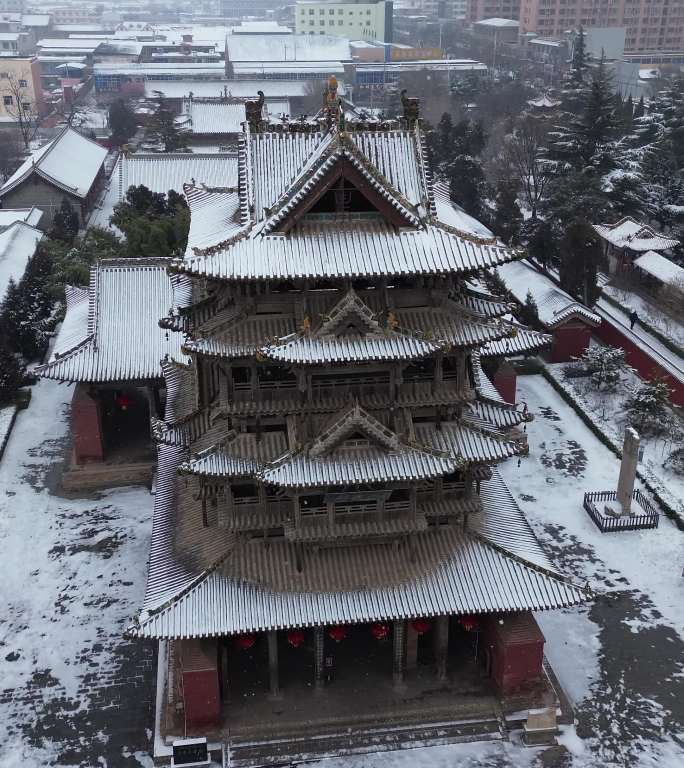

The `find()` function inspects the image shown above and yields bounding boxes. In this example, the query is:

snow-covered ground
[602,284,684,349]
[0,378,155,767]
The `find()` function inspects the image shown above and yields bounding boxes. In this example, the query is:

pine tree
[108,98,138,146]
[577,345,627,391]
[448,156,485,219]
[50,198,80,243]
[145,92,189,153]
[518,290,540,328]
[558,218,603,306]
[624,379,672,435]
[560,26,591,113]
[0,345,24,404]
[633,95,645,120]
[491,179,522,244]
[525,218,558,271]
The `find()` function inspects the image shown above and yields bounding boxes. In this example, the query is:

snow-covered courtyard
[0,378,156,768]
[1,375,682,767]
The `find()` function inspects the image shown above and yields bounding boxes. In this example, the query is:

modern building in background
[520,0,684,53]
[466,0,520,24]
[296,0,394,43]
[0,55,43,122]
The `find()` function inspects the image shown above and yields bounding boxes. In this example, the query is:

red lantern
[235,633,256,650]
[115,393,131,411]
[459,615,478,633]
[411,618,431,635]
[287,629,305,648]
[370,622,390,641]
[328,625,346,643]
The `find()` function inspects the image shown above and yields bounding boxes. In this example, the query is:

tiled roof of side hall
[38,259,186,383]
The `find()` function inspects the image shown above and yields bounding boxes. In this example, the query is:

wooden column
[314,627,325,690]
[267,630,280,698]
[405,622,419,671]
[392,620,406,689]
[434,616,449,682]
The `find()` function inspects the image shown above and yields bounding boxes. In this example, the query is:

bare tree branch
[1,74,40,150]
[503,116,551,220]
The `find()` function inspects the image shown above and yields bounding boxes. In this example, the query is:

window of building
[3,95,12,105]
[18,78,27,87]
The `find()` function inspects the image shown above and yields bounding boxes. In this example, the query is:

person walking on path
[629,309,639,330]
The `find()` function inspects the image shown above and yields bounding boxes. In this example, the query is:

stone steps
[62,460,154,492]
[225,714,504,767]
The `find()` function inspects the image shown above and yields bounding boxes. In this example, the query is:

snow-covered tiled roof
[38,259,185,383]
[261,444,459,489]
[593,216,679,253]
[633,251,684,285]
[480,322,553,357]
[182,99,246,135]
[0,207,43,229]
[497,260,601,329]
[262,331,443,364]
[132,445,587,639]
[0,127,107,199]
[433,182,494,239]
[184,185,242,251]
[179,221,515,281]
[0,221,43,303]
[118,151,238,195]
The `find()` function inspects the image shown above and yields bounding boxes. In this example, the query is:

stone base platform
[62,457,154,492]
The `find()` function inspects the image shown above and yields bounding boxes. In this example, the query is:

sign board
[172,737,210,767]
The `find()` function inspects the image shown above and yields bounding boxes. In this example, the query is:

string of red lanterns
[459,615,478,632]
[328,625,346,643]
[235,633,256,650]
[115,393,131,411]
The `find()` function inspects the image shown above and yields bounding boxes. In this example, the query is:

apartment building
[0,56,44,123]
[296,0,394,43]
[520,0,684,53]
[466,0,521,24]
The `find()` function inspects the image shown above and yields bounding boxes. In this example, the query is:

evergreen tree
[518,290,540,328]
[108,98,138,146]
[525,218,558,271]
[491,179,522,243]
[428,112,454,169]
[111,185,190,257]
[560,26,591,113]
[448,156,485,219]
[145,92,189,153]
[633,95,645,120]
[543,169,612,228]
[50,198,80,243]
[0,345,24,404]
[624,379,672,435]
[577,345,627,391]
[558,218,603,306]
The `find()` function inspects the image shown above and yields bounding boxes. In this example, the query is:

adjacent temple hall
[51,83,588,748]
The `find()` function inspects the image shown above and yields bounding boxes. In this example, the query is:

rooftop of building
[474,18,519,28]
[497,260,601,329]
[593,216,679,253]
[0,127,107,200]
[0,219,43,302]
[38,258,186,384]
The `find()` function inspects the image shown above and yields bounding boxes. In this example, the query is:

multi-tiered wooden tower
[131,86,586,741]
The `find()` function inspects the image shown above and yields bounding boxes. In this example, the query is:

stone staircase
[223,710,504,767]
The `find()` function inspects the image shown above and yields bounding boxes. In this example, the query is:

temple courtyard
[0,374,681,768]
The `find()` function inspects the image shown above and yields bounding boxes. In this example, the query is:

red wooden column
[71,383,105,463]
